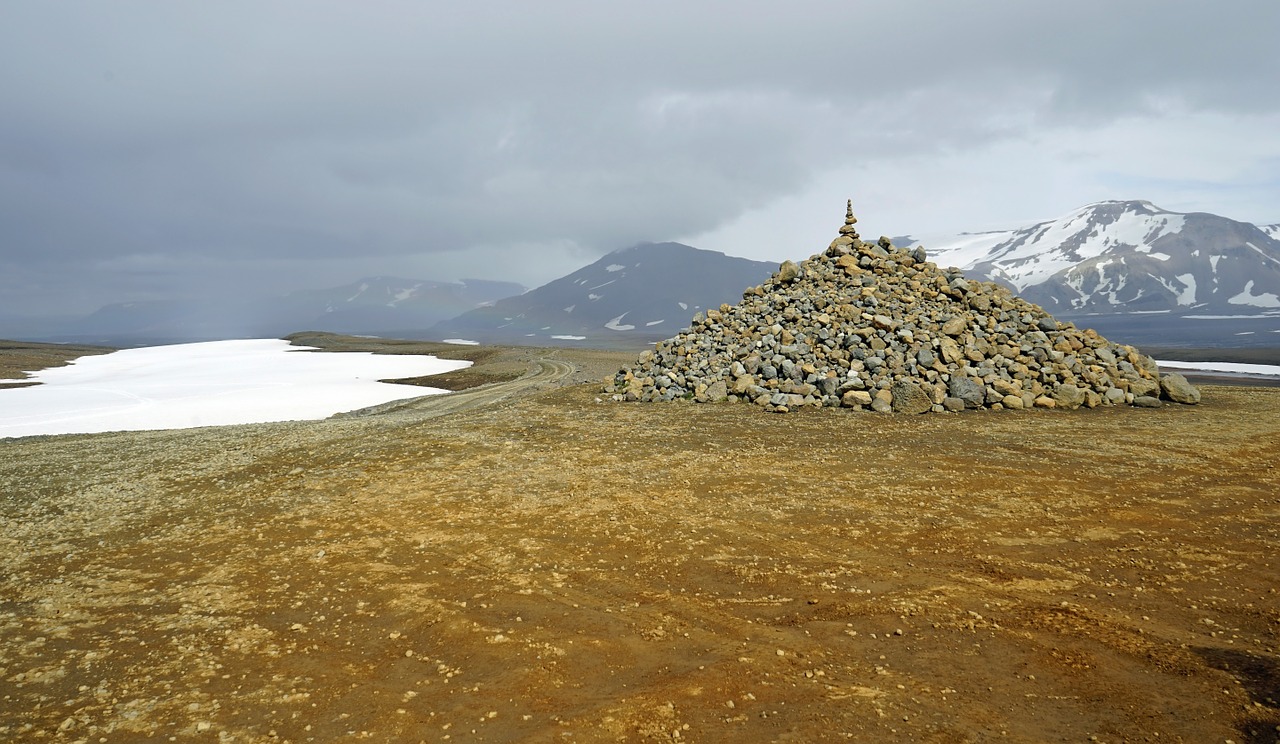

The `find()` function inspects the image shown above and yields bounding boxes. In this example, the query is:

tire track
[336,359,576,420]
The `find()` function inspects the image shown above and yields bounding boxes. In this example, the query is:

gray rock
[777,260,802,283]
[941,397,966,412]
[948,376,985,408]
[890,380,933,414]
[1051,384,1087,411]
[1129,377,1161,398]
[696,379,727,402]
[1133,395,1162,408]
[1159,373,1201,404]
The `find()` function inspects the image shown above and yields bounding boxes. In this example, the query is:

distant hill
[30,277,525,346]
[287,276,525,335]
[429,242,779,347]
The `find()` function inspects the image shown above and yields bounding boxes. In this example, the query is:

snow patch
[645,320,665,327]
[0,340,470,439]
[389,284,421,306]
[587,294,602,301]
[441,338,480,345]
[550,335,586,341]
[1156,360,1280,379]
[678,302,688,310]
[1174,274,1197,306]
[605,313,636,331]
[563,305,575,313]
[1147,252,1171,261]
[1228,280,1280,308]
[606,264,626,272]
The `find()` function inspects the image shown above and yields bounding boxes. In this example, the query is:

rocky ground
[0,341,114,388]
[1,337,1278,743]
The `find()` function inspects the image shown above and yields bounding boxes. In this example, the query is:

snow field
[0,339,470,438]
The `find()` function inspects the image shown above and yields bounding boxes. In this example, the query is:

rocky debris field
[1,339,1278,743]
[610,203,1201,414]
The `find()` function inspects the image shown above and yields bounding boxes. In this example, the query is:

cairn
[606,201,1201,413]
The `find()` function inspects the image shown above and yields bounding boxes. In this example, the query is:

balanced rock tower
[607,201,1200,413]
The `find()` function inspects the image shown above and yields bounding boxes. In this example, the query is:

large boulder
[1160,373,1201,404]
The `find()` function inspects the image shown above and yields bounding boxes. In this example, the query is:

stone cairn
[606,200,1201,413]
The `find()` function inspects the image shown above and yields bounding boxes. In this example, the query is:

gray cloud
[1,1,1276,315]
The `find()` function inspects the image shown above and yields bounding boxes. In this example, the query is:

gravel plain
[1,336,1278,742]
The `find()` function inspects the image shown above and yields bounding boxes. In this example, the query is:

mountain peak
[430,242,777,346]
[906,201,1280,339]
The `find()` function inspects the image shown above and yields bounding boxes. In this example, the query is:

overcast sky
[2,1,1278,316]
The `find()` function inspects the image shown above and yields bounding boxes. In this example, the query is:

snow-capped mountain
[1261,224,1280,240]
[906,201,1280,313]
[429,242,778,347]
[900,201,1280,346]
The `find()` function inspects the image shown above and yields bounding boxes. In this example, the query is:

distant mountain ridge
[901,201,1280,346]
[30,276,525,346]
[11,200,1279,350]
[430,242,779,347]
[288,276,524,334]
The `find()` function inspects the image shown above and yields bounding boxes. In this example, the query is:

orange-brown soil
[1,342,1277,743]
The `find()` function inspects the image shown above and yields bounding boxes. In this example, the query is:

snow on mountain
[902,200,1280,317]
[430,242,778,347]
[288,276,524,332]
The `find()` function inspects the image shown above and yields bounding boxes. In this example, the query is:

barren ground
[2,336,1278,743]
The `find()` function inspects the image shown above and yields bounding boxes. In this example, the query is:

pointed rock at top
[608,199,1200,413]
[838,199,860,239]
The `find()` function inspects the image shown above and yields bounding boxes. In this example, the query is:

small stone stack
[606,200,1201,413]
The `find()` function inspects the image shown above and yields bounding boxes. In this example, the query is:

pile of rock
[606,201,1200,413]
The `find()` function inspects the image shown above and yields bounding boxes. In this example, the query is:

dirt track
[2,342,1278,743]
